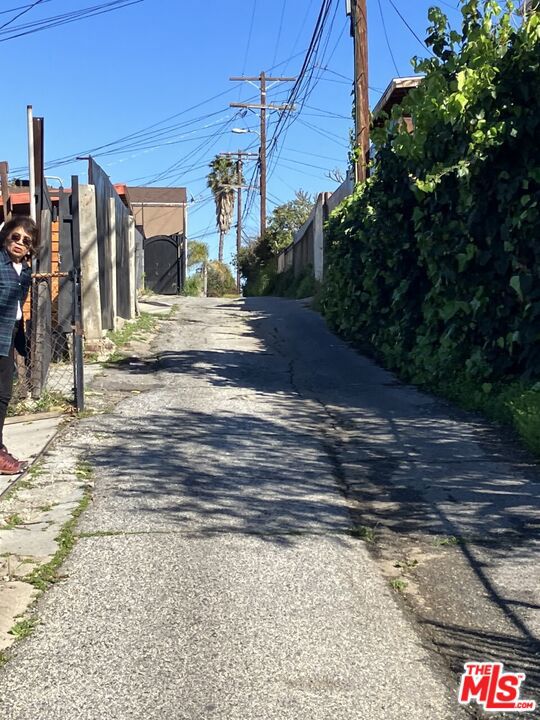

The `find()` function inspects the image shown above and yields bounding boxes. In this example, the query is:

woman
[0,216,37,474]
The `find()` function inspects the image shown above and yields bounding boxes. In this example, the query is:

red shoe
[0,447,28,475]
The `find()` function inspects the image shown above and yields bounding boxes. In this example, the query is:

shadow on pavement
[88,296,540,699]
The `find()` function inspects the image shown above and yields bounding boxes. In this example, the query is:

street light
[231,127,260,136]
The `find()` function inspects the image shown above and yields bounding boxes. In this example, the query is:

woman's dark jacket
[0,249,31,357]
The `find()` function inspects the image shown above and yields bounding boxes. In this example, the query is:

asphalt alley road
[0,297,498,719]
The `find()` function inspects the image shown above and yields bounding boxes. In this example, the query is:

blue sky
[2,0,465,261]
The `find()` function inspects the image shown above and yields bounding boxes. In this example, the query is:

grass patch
[0,651,8,667]
[107,313,157,349]
[1,477,35,503]
[394,558,419,571]
[74,460,93,481]
[101,349,127,365]
[24,483,92,592]
[27,462,45,481]
[8,390,71,417]
[75,408,96,419]
[434,535,464,546]
[182,275,203,297]
[430,375,540,458]
[390,578,408,592]
[351,524,376,542]
[0,513,24,530]
[8,617,39,640]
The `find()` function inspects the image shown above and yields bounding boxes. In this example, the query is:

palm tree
[207,156,241,262]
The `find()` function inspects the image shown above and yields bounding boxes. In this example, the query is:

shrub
[206,261,237,297]
[182,275,203,297]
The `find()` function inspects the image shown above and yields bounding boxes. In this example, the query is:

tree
[206,261,237,297]
[207,156,242,262]
[187,240,208,269]
[236,190,315,294]
[264,190,313,254]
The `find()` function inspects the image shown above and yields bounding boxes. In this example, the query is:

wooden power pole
[350,0,369,183]
[219,150,258,293]
[230,74,295,238]
[236,154,242,293]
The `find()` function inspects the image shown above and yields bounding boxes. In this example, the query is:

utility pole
[260,72,267,240]
[236,154,242,293]
[219,150,258,293]
[230,74,295,238]
[348,0,369,183]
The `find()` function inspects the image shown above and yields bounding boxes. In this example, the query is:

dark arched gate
[143,234,185,295]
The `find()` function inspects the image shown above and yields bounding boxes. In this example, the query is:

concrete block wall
[78,181,138,343]
[276,178,353,283]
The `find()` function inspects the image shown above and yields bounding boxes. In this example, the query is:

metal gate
[143,234,185,295]
[17,183,85,412]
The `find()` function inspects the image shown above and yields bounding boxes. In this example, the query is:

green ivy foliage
[322,1,540,385]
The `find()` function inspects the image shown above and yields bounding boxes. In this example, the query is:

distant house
[110,185,188,295]
[372,76,422,133]
[117,186,188,240]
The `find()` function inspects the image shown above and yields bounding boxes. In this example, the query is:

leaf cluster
[207,156,243,237]
[206,260,237,297]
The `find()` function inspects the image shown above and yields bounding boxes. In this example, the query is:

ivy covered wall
[322,1,540,387]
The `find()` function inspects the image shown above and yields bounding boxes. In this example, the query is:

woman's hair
[0,216,39,257]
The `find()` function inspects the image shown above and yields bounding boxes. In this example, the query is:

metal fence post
[71,176,84,412]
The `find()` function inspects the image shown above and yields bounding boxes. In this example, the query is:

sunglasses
[8,232,32,248]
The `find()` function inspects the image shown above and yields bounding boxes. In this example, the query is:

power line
[280,155,337,171]
[9,87,245,175]
[284,0,316,74]
[276,160,327,181]
[266,0,336,163]
[378,0,401,77]
[282,146,344,162]
[272,0,288,68]
[386,0,435,56]
[267,0,346,178]
[0,0,44,31]
[0,0,144,43]
[295,117,349,148]
[241,0,258,75]
[304,103,352,119]
[0,1,51,15]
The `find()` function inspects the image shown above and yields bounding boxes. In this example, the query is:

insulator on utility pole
[230,74,295,239]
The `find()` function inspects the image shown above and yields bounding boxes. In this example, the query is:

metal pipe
[27,105,36,222]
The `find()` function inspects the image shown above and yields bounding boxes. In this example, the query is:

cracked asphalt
[2,295,530,719]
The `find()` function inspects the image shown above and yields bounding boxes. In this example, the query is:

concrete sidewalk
[1,414,64,497]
